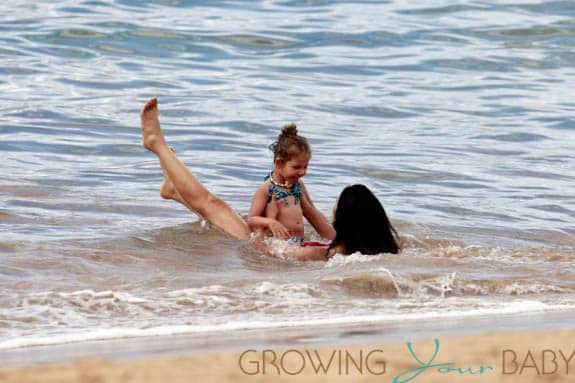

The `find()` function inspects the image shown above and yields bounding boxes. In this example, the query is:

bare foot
[140,97,167,153]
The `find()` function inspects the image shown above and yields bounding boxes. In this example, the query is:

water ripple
[0,0,573,256]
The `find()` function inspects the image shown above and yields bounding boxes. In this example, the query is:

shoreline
[0,327,573,383]
[2,309,574,367]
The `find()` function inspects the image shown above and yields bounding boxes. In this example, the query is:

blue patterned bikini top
[266,173,301,206]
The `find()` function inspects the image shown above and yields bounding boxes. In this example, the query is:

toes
[145,98,155,110]
[146,97,157,111]
[141,97,158,116]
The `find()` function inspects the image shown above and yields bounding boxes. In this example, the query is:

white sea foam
[261,237,299,259]
[254,281,314,299]
[326,252,389,266]
[1,300,573,351]
[501,282,571,296]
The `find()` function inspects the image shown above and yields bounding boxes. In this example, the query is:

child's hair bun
[281,123,298,137]
[270,122,310,160]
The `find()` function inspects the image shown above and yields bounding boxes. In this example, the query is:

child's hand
[268,219,291,240]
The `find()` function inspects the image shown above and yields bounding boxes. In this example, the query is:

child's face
[276,153,310,185]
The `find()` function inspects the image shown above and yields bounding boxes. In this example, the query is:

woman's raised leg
[158,148,195,209]
[140,97,250,240]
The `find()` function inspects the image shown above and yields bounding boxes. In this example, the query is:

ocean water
[1,0,574,358]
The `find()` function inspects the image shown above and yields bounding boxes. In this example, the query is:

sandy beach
[1,328,573,383]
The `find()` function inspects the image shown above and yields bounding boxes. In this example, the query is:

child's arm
[300,181,336,241]
[247,184,291,239]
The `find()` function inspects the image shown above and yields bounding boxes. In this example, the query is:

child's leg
[140,98,251,240]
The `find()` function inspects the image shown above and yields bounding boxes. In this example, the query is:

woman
[140,98,399,261]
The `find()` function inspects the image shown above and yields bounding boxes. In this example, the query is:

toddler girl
[247,124,335,243]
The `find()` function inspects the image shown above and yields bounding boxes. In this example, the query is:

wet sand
[1,328,573,383]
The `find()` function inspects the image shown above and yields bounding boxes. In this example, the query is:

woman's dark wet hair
[329,184,400,256]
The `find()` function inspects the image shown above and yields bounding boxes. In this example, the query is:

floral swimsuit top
[265,174,301,206]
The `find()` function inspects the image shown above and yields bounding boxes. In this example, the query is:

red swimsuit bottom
[301,241,328,247]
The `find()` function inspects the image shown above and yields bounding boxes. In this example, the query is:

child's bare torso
[264,181,305,238]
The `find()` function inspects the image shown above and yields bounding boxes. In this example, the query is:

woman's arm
[300,181,336,240]
[286,246,330,261]
[251,234,329,261]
